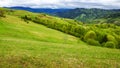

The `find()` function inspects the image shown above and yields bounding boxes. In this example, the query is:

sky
[0,0,120,9]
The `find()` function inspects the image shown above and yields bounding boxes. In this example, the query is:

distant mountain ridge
[5,6,71,14]
[5,7,120,24]
[54,8,120,22]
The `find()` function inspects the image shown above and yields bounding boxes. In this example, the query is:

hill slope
[1,7,120,48]
[5,7,120,24]
[0,8,120,68]
[54,8,120,23]
[0,15,79,43]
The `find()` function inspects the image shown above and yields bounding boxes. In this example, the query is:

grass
[0,15,120,68]
[0,15,78,44]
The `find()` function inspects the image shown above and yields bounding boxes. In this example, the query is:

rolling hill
[54,8,120,24]
[5,7,120,24]
[1,7,120,48]
[0,8,120,68]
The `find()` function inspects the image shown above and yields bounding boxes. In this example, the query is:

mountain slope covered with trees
[6,6,71,14]
[54,8,120,24]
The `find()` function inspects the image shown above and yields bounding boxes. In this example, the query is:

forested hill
[89,12,120,25]
[54,8,120,23]
[5,6,71,14]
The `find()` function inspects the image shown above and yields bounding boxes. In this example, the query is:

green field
[0,10,120,68]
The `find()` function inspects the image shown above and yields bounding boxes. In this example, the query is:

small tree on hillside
[0,10,5,17]
[84,30,97,41]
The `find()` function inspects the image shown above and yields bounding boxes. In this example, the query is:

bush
[106,34,118,46]
[95,31,107,44]
[84,30,96,41]
[0,10,5,17]
[104,41,116,48]
[86,39,100,46]
[107,34,115,41]
[114,35,120,48]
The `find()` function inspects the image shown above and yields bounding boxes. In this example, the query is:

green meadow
[0,8,120,68]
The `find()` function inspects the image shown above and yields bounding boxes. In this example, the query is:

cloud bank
[0,0,120,9]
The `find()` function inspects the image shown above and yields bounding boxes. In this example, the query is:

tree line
[21,14,120,49]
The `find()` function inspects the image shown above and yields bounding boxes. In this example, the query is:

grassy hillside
[0,8,120,68]
[0,15,79,44]
[1,8,120,48]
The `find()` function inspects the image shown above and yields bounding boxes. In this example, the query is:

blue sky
[0,0,120,9]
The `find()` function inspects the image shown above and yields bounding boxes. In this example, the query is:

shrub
[84,30,96,41]
[107,34,115,41]
[104,41,116,48]
[0,10,5,17]
[95,31,107,44]
[106,34,118,46]
[114,35,120,48]
[86,39,100,46]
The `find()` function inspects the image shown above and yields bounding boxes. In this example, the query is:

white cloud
[0,0,120,9]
